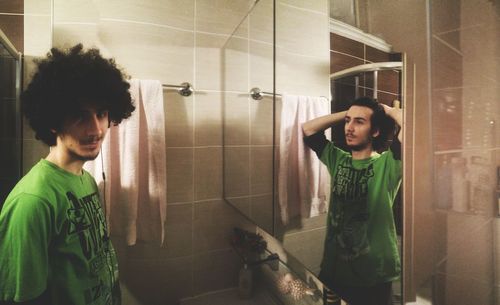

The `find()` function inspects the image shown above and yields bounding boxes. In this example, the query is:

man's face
[344,105,379,151]
[57,104,109,162]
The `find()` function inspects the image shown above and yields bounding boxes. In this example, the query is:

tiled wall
[273,0,330,275]
[0,0,23,206]
[21,0,265,304]
[430,0,500,304]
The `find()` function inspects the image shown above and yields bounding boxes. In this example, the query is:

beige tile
[460,0,498,29]
[431,88,463,151]
[195,33,225,90]
[249,0,273,44]
[23,15,52,57]
[194,147,222,200]
[165,91,194,147]
[250,146,273,195]
[194,91,222,146]
[223,93,250,146]
[97,20,195,85]
[276,50,330,97]
[249,41,273,94]
[193,199,245,252]
[223,36,249,92]
[52,23,101,51]
[431,37,463,90]
[24,0,51,15]
[121,256,193,305]
[225,196,251,221]
[166,148,193,203]
[276,1,329,58]
[223,147,250,198]
[53,0,100,23]
[431,0,460,34]
[250,194,273,234]
[163,203,193,258]
[250,96,273,145]
[195,0,253,35]
[193,248,241,295]
[279,0,328,14]
[98,0,195,31]
[22,139,48,174]
[442,272,495,305]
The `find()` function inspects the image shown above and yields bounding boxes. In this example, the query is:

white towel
[278,94,330,225]
[85,79,167,246]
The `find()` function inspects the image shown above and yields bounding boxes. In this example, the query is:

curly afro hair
[22,43,135,146]
[350,97,396,151]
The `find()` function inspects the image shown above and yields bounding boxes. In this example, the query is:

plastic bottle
[238,264,253,298]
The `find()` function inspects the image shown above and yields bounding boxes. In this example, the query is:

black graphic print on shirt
[331,160,374,261]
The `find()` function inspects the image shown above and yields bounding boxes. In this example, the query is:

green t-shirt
[0,159,120,304]
[318,142,402,287]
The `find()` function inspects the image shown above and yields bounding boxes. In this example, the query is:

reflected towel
[278,94,330,225]
[85,79,167,246]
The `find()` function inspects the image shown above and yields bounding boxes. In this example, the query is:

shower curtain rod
[330,61,402,80]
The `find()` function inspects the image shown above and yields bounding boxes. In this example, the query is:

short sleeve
[0,193,51,302]
[386,149,403,190]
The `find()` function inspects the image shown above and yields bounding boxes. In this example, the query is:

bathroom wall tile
[365,89,399,106]
[194,92,222,146]
[365,70,400,95]
[97,20,195,85]
[195,0,253,36]
[193,248,241,295]
[431,0,460,34]
[249,41,273,95]
[166,148,193,203]
[276,2,328,58]
[52,23,101,50]
[0,100,17,140]
[0,0,23,14]
[121,256,193,305]
[98,0,195,31]
[249,0,273,44]
[53,0,100,23]
[431,88,463,151]
[277,50,330,97]
[250,96,273,145]
[22,116,36,140]
[0,178,16,205]
[224,147,250,198]
[165,91,194,147]
[223,36,249,92]
[330,33,363,58]
[22,139,48,174]
[250,194,273,234]
[441,272,494,305]
[194,147,222,201]
[23,15,51,56]
[282,228,326,275]
[250,146,273,195]
[280,0,328,14]
[431,37,463,90]
[365,46,391,63]
[0,15,23,52]
[0,139,20,178]
[24,0,51,15]
[193,199,243,252]
[223,93,250,146]
[330,51,364,74]
[163,203,193,258]
[460,0,498,29]
[225,196,251,221]
[195,33,225,91]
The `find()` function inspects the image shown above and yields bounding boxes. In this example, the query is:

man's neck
[351,146,377,160]
[46,147,85,175]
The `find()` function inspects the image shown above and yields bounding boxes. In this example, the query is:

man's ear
[372,128,380,138]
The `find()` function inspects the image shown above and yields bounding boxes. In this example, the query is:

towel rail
[162,82,194,97]
[250,87,282,100]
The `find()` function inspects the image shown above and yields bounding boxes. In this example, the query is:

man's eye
[97,110,108,118]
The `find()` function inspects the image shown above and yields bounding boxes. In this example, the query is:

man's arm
[301,111,347,137]
[381,104,402,142]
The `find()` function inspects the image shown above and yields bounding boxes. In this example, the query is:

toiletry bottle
[238,264,253,298]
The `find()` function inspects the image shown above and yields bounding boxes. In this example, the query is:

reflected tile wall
[431,0,500,303]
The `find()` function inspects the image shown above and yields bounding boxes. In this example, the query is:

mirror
[223,0,411,304]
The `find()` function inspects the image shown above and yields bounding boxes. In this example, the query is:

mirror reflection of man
[302,97,402,305]
[0,44,135,305]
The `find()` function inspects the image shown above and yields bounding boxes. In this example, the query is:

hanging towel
[278,94,330,225]
[85,79,167,246]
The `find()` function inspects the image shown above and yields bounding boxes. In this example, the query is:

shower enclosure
[0,29,22,205]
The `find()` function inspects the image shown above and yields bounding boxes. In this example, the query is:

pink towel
[84,79,167,246]
[278,94,330,225]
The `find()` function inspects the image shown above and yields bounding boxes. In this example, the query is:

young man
[0,44,135,305]
[302,97,402,305]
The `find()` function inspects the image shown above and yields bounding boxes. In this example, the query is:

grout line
[191,0,197,294]
[432,34,463,56]
[278,1,327,16]
[434,147,500,155]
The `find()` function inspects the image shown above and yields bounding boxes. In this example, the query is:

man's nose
[87,114,103,136]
